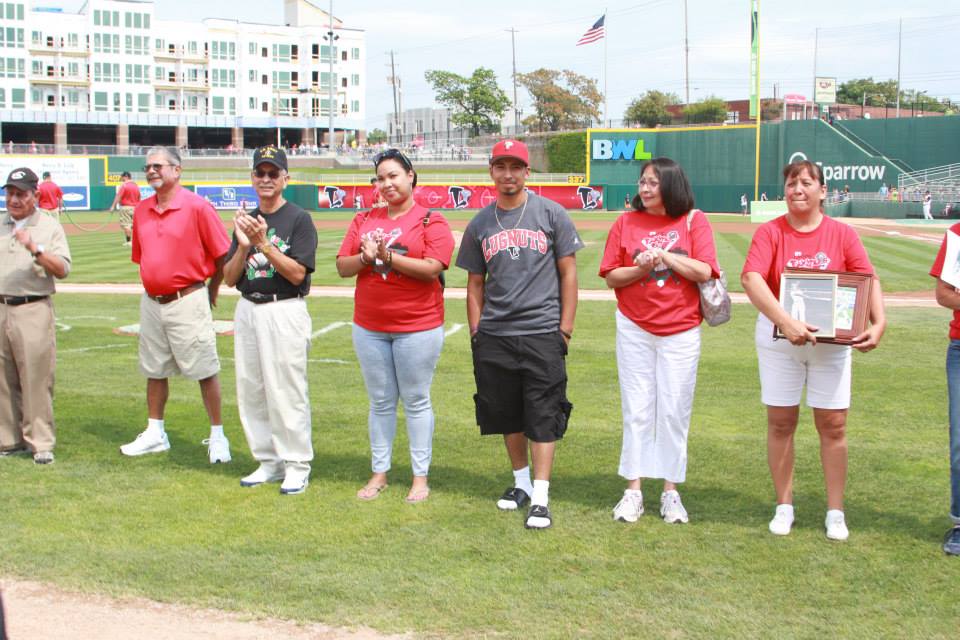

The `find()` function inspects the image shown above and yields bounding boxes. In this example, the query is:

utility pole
[389,51,400,144]
[895,17,902,118]
[811,27,818,115]
[684,0,690,105]
[507,27,519,134]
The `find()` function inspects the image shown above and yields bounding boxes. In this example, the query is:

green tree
[517,68,602,131]
[424,68,511,138]
[366,128,387,144]
[623,91,679,127]
[683,97,728,124]
[836,77,899,107]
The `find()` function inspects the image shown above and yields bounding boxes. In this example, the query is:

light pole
[324,0,339,150]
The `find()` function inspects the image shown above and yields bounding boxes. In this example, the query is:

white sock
[513,466,533,496]
[210,425,224,439]
[625,488,642,498]
[531,479,550,507]
[148,418,165,433]
[776,504,795,519]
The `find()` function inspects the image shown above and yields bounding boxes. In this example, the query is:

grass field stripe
[312,321,351,337]
[60,343,130,354]
[308,358,351,365]
[444,323,464,338]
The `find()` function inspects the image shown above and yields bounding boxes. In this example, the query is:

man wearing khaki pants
[0,167,71,465]
[120,146,232,464]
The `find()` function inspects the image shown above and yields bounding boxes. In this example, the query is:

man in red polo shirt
[109,170,140,246]
[120,146,233,464]
[36,172,64,221]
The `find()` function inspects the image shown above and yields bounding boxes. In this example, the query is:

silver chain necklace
[494,195,528,231]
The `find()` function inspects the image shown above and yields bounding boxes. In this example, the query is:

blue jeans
[947,341,960,523]
[352,324,444,477]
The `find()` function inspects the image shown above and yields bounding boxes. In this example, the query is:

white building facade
[0,0,366,150]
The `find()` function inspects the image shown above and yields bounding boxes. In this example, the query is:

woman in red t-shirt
[741,160,886,541]
[336,149,454,504]
[599,157,720,526]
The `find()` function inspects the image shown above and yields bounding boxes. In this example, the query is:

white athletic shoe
[203,435,231,464]
[280,468,310,495]
[613,490,644,523]
[239,464,285,488]
[825,510,849,541]
[660,490,689,524]
[120,427,170,456]
[769,504,795,536]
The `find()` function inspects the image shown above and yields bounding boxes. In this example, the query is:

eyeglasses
[253,168,283,180]
[373,148,412,172]
[638,179,660,188]
[143,163,175,172]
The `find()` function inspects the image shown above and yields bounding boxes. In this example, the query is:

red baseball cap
[490,139,529,166]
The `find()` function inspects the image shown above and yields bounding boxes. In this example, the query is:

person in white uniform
[223,146,318,495]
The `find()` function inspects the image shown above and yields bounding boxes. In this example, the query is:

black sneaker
[496,487,530,511]
[0,446,28,457]
[525,504,552,529]
[944,526,960,556]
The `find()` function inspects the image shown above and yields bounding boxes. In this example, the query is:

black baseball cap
[4,167,39,191]
[252,145,288,171]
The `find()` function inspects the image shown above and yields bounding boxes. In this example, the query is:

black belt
[0,294,49,306]
[242,292,304,305]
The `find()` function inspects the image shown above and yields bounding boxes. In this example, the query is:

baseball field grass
[0,219,956,638]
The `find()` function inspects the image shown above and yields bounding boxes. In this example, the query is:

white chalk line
[311,321,351,337]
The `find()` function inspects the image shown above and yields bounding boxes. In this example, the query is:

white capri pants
[754,314,851,409]
[616,310,701,484]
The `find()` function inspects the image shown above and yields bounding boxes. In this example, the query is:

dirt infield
[0,579,398,640]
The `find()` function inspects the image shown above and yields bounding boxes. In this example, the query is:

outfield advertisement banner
[0,156,90,210]
[195,185,259,210]
[318,184,604,210]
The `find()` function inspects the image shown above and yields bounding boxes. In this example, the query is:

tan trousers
[38,208,60,222]
[0,298,56,453]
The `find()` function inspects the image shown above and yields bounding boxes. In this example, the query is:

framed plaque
[774,268,873,345]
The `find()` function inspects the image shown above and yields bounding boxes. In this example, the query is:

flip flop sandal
[357,484,388,501]
[405,487,430,504]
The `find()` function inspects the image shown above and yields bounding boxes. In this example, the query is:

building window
[248,42,256,55]
[351,73,359,86]
[341,50,347,61]
[93,91,107,112]
[352,47,360,60]
[262,101,268,113]
[125,92,133,112]
[248,69,255,82]
[341,77,347,88]
[351,100,360,113]
[211,95,224,115]
[138,93,149,113]
[248,97,255,109]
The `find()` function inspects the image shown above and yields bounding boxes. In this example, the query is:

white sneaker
[613,490,644,523]
[660,490,689,524]
[203,435,231,464]
[825,509,849,541]
[120,427,170,456]
[239,464,285,488]
[280,468,310,495]
[769,504,795,536]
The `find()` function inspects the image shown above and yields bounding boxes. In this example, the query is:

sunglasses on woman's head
[373,149,412,172]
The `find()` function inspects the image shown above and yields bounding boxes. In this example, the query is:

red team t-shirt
[929,222,960,339]
[337,204,454,333]
[37,181,63,210]
[118,180,140,206]
[599,209,720,336]
[742,214,874,301]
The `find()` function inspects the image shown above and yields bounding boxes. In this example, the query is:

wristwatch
[32,244,45,258]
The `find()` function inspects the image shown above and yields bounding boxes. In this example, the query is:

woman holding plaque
[741,160,886,541]
[599,157,721,525]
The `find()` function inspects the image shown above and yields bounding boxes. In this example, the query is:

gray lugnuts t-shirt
[456,192,582,336]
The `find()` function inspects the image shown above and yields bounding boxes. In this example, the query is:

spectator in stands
[889,187,899,202]
[879,184,889,199]
[741,160,886,541]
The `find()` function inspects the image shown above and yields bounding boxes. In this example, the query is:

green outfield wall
[840,115,960,171]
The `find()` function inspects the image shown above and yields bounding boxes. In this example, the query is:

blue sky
[59,1,960,130]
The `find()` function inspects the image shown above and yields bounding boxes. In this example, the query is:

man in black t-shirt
[223,146,318,496]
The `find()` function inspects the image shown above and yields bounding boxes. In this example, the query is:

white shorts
[139,287,220,381]
[754,314,851,410]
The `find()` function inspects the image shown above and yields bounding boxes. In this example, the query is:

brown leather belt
[0,294,49,306]
[148,282,204,305]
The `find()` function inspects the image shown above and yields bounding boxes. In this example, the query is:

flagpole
[604,10,608,127]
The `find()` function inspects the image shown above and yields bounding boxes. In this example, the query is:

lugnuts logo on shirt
[786,251,831,270]
[636,230,683,288]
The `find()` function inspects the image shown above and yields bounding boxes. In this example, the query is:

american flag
[576,15,605,46]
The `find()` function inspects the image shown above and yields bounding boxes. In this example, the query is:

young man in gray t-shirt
[456,139,582,529]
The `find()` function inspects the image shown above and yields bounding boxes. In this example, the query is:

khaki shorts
[39,207,59,221]
[139,287,220,380]
[118,206,134,228]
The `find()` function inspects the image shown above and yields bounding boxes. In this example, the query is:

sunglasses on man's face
[254,168,283,180]
[143,163,174,172]
[373,149,412,172]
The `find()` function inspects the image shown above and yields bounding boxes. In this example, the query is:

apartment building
[0,0,366,151]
